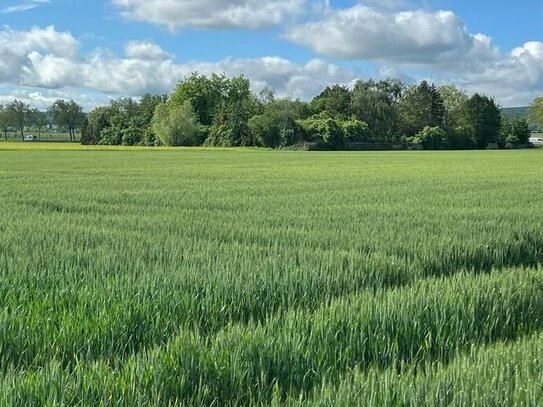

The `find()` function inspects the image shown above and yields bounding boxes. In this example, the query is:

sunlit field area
[0,145,542,406]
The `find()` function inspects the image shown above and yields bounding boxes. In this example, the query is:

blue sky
[1,0,542,109]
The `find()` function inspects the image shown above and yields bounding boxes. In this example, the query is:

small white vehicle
[24,135,38,142]
[529,137,543,146]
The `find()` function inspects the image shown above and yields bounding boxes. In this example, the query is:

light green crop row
[285,331,543,407]
[1,267,542,406]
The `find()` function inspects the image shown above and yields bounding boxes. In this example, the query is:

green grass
[284,327,543,406]
[0,132,75,143]
[0,141,262,151]
[0,147,542,405]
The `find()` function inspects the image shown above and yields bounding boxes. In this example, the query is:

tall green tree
[5,100,31,140]
[81,95,165,146]
[375,78,404,102]
[528,97,543,130]
[49,99,85,142]
[81,106,113,145]
[137,94,167,146]
[207,75,256,146]
[170,73,227,126]
[0,105,10,140]
[350,79,403,141]
[438,85,468,129]
[152,101,202,146]
[501,117,531,145]
[109,97,141,133]
[459,94,502,149]
[248,98,309,148]
[258,87,276,105]
[310,85,352,118]
[171,73,257,146]
[279,116,305,146]
[139,93,167,128]
[398,81,445,137]
[31,109,48,138]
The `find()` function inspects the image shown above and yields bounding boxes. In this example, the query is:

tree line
[2,74,542,149]
[0,99,84,142]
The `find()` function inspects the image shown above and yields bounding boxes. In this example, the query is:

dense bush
[248,99,307,148]
[341,116,372,142]
[298,115,345,150]
[413,126,447,150]
[501,116,531,145]
[446,127,477,149]
[152,102,203,146]
[97,126,121,145]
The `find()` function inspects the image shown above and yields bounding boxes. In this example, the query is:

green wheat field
[0,143,542,406]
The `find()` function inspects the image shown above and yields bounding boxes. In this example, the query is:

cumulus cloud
[0,25,78,57]
[0,25,79,86]
[22,47,355,99]
[0,26,358,107]
[286,4,500,68]
[124,41,173,61]
[453,41,543,106]
[2,23,543,108]
[112,0,309,30]
[284,3,543,105]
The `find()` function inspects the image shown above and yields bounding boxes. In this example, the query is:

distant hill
[501,106,529,119]
[501,106,542,131]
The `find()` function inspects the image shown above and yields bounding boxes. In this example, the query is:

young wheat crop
[0,146,541,405]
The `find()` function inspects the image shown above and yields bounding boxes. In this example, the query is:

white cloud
[125,41,173,61]
[0,25,78,58]
[452,41,543,106]
[284,3,543,105]
[2,0,50,14]
[0,26,358,108]
[112,0,309,30]
[286,5,500,67]
[1,23,543,108]
[0,26,78,86]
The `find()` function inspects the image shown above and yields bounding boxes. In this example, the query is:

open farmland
[0,143,542,406]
